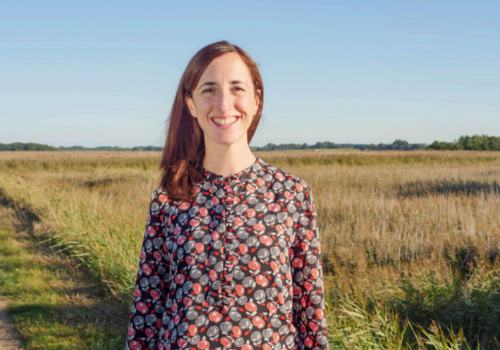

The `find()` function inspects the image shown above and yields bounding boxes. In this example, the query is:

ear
[185,92,197,118]
[253,89,261,115]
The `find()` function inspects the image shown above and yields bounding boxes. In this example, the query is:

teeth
[213,117,237,125]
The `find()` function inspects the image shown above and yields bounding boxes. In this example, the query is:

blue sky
[1,0,499,148]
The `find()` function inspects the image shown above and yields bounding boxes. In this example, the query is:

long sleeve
[290,179,329,350]
[125,187,170,350]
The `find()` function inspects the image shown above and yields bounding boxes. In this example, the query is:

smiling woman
[124,41,329,350]
[184,52,261,160]
[159,41,264,203]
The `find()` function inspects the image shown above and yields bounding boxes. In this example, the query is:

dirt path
[0,191,127,349]
[0,298,23,350]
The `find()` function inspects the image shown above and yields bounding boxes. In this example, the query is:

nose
[217,89,234,113]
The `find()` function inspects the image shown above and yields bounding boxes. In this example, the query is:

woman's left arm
[290,179,329,350]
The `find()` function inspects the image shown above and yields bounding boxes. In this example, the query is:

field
[1,150,499,349]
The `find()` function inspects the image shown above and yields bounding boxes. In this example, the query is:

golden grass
[1,150,500,348]
[1,151,499,292]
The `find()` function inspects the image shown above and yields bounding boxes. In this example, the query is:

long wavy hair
[159,41,264,202]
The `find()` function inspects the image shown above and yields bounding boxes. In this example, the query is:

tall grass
[1,150,499,172]
[1,150,500,348]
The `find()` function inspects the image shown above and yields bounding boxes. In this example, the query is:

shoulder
[149,185,171,207]
[258,157,313,198]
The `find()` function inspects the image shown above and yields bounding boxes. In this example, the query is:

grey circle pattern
[125,157,328,350]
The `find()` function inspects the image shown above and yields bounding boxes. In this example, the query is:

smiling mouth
[211,116,239,126]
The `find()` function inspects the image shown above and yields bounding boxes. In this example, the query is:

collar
[201,156,265,184]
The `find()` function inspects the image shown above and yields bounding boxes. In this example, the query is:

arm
[125,187,170,350]
[290,179,329,350]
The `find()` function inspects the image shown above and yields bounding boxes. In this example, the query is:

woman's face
[185,52,260,148]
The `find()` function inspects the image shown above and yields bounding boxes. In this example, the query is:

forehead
[198,52,252,83]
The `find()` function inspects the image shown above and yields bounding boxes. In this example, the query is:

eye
[233,86,245,91]
[202,88,215,93]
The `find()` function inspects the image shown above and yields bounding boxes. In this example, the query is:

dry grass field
[1,150,500,349]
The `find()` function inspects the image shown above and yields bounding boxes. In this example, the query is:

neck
[203,138,256,177]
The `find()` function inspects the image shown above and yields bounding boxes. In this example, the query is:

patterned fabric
[125,156,329,350]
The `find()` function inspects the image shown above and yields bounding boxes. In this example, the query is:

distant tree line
[0,142,58,151]
[2,135,499,151]
[426,135,500,151]
[0,143,163,151]
[253,139,426,151]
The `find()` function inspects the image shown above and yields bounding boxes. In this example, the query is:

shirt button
[220,305,229,314]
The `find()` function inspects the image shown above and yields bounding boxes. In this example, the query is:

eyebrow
[198,80,248,90]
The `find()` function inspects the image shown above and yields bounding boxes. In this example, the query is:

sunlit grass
[1,150,499,348]
[0,225,125,349]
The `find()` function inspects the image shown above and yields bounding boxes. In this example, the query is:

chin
[212,134,246,146]
[215,139,238,146]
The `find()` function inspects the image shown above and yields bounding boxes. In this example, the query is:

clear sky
[1,0,499,148]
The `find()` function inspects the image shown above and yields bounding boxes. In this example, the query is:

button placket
[207,177,226,313]
[215,177,240,315]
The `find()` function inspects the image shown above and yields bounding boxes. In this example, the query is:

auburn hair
[159,41,264,202]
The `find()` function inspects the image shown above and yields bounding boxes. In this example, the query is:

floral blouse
[125,156,329,350]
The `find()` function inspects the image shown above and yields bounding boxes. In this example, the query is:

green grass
[0,227,126,349]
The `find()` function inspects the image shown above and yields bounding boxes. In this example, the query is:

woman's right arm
[125,187,170,350]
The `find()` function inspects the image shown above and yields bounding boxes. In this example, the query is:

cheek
[196,99,214,117]
[235,97,254,116]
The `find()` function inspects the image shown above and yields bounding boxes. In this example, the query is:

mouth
[211,116,240,128]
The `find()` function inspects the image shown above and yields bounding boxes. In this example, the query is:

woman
[125,41,329,350]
